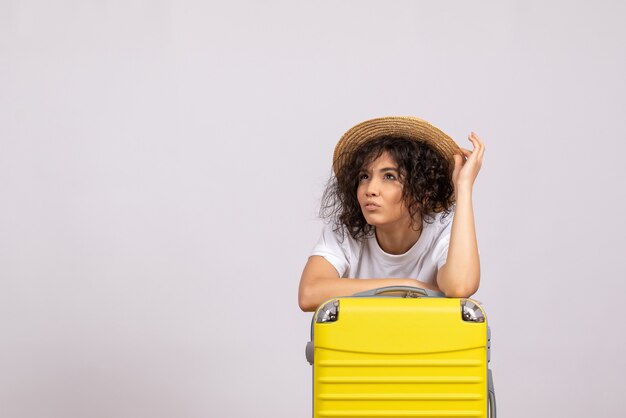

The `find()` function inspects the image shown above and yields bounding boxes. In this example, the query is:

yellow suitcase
[306,286,496,418]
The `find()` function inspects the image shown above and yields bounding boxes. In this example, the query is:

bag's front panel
[313,347,487,417]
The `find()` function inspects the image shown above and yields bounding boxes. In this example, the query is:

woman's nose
[365,180,380,196]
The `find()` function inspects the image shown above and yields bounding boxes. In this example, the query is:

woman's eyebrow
[378,167,399,172]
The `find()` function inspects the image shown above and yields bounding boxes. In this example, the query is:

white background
[2,1,625,417]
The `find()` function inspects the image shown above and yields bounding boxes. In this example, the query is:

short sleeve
[310,223,350,277]
[431,214,454,270]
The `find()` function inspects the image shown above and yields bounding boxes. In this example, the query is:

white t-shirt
[311,209,454,287]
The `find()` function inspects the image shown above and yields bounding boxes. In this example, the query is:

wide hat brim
[333,116,461,175]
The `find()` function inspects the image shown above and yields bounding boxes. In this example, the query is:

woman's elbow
[442,283,478,298]
[298,296,315,312]
[298,285,317,312]
[438,272,480,298]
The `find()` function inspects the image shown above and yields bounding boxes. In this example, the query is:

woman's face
[356,152,411,230]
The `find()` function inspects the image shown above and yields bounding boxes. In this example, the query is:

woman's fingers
[468,132,485,159]
[468,132,483,145]
[456,132,485,168]
[453,132,485,189]
[459,148,476,164]
[466,133,486,161]
[474,134,485,160]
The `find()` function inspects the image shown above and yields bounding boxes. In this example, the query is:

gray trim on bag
[488,368,496,418]
[352,285,445,298]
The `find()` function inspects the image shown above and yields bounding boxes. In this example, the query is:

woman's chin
[362,214,376,224]
[363,216,385,227]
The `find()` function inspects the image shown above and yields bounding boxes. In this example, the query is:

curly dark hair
[320,135,455,240]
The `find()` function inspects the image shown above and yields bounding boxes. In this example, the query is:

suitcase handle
[353,285,445,298]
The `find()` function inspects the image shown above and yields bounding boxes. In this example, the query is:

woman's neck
[374,221,423,255]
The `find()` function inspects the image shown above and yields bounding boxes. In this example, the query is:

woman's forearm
[436,187,480,297]
[299,276,440,312]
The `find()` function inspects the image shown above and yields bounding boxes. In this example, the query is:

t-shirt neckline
[370,223,430,265]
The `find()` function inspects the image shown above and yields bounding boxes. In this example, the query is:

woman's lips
[364,203,380,210]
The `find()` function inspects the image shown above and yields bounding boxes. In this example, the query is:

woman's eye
[359,173,369,181]
[384,173,396,180]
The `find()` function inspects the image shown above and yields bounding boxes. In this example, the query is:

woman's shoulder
[318,221,367,253]
[320,221,357,243]
[427,205,455,227]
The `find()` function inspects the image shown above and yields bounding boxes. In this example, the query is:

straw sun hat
[332,116,461,175]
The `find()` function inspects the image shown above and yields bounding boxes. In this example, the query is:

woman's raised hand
[452,132,485,192]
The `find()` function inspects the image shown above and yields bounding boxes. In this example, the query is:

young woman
[298,116,485,312]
